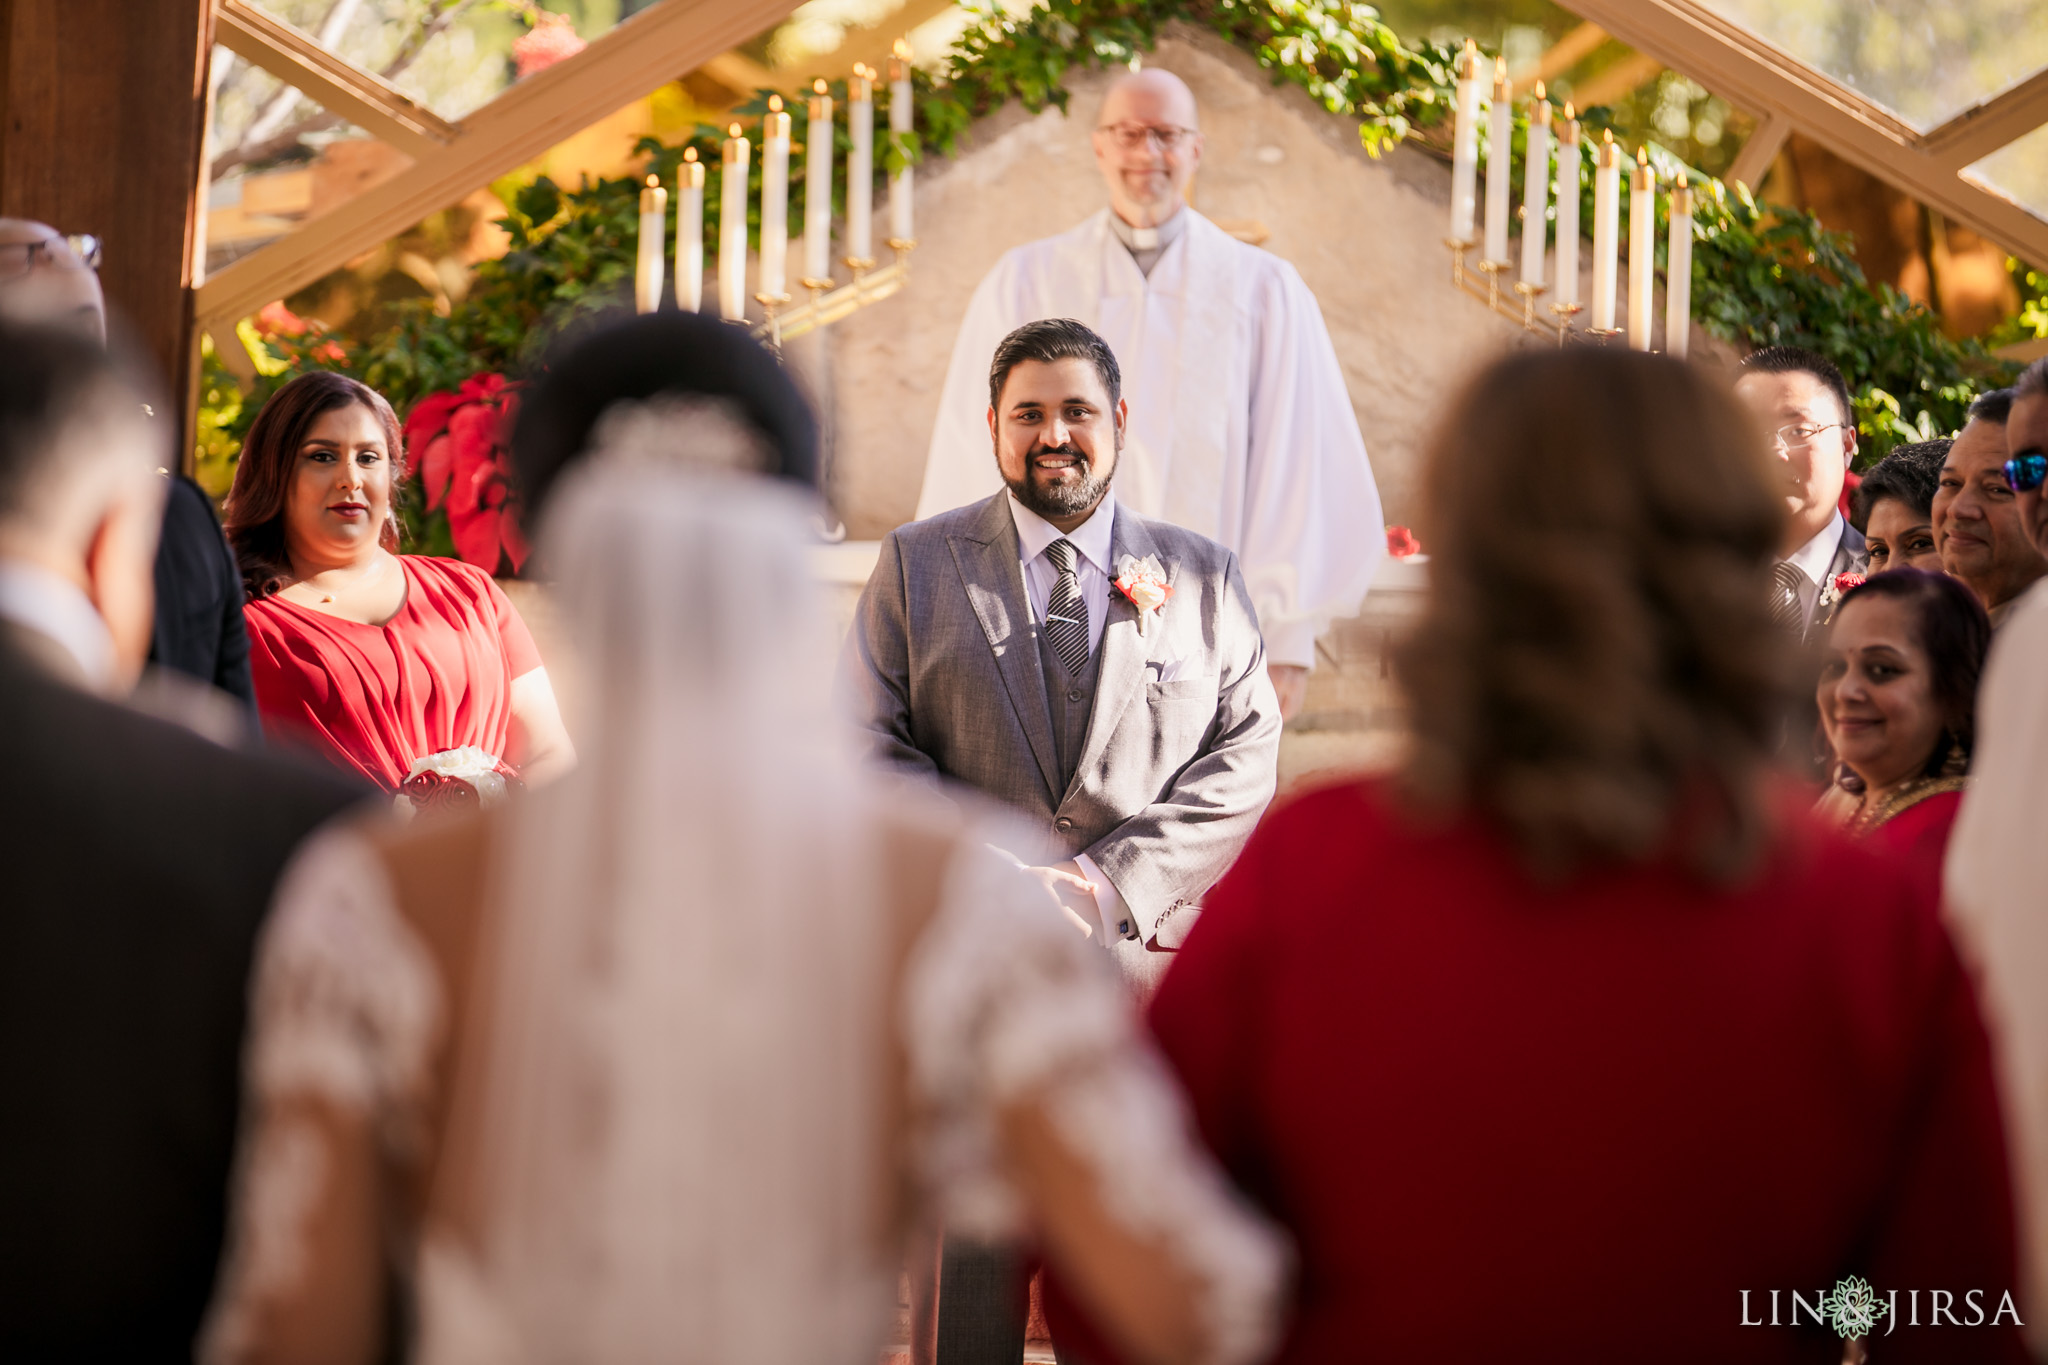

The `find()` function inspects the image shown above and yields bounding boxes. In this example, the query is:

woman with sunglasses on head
[1817,569,1990,905]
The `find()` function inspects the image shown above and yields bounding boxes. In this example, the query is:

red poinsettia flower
[403,372,528,575]
[1386,524,1423,558]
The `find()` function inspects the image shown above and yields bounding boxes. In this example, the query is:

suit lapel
[1070,509,1169,798]
[947,495,1062,803]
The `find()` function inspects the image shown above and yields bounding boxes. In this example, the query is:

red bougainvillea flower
[513,11,585,78]
[403,372,528,576]
[253,301,308,337]
[1386,524,1422,558]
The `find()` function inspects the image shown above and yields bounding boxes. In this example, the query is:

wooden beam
[195,0,804,330]
[1564,50,1663,113]
[0,0,213,413]
[1726,110,1792,191]
[1555,0,2048,274]
[1514,21,1608,88]
[213,0,459,160]
[1918,66,2048,171]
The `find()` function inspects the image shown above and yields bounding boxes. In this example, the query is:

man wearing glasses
[1734,345,1870,638]
[1944,354,2048,1359]
[913,66,1384,723]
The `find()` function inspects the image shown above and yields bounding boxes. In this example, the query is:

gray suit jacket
[1799,519,1871,638]
[842,492,1280,947]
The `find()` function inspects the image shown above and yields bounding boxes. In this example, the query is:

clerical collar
[1107,207,1187,275]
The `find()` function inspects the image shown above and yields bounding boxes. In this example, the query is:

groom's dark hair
[989,318,1121,413]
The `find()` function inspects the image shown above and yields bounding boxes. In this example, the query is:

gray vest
[1035,620,1104,803]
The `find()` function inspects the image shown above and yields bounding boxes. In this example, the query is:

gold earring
[1941,734,1968,778]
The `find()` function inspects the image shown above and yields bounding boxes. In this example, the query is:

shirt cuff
[1262,618,1321,671]
[1073,852,1134,942]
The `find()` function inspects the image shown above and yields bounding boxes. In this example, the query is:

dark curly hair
[223,371,405,600]
[1851,438,1948,529]
[1396,347,1789,881]
[1830,568,1990,777]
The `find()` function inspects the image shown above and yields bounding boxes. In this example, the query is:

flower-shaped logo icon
[1820,1276,1887,1340]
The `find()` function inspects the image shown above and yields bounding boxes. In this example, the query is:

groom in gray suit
[843,317,1280,1364]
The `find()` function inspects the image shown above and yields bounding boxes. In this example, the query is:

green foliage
[1988,256,2048,349]
[198,0,2021,503]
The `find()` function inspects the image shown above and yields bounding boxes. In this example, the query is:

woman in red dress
[1817,568,1990,905]
[224,372,572,799]
[1071,351,2025,1364]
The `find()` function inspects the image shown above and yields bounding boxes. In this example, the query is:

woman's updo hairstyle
[223,370,405,600]
[510,310,819,519]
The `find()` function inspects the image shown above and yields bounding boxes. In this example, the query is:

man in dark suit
[0,321,364,1360]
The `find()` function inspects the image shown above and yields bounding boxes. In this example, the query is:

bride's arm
[902,834,1290,1365]
[202,829,442,1365]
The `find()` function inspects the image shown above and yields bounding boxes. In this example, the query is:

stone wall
[796,23,1531,542]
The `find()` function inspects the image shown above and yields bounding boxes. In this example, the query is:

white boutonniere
[1113,553,1173,636]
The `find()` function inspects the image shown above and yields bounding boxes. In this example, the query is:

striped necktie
[1042,538,1092,677]
[1770,560,1807,632]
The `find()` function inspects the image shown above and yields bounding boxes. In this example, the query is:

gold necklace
[1846,774,1968,839]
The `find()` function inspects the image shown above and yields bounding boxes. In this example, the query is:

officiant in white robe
[914,67,1383,719]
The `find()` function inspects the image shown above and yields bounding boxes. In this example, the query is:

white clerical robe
[914,207,1383,668]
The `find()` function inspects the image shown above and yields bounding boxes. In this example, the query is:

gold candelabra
[750,238,916,350]
[1445,238,1614,347]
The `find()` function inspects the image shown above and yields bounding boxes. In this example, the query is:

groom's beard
[1004,441,1116,520]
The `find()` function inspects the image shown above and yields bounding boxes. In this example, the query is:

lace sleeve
[200,827,443,1365]
[902,838,1290,1365]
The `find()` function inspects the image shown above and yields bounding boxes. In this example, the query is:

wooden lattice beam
[196,0,804,330]
[1920,66,2048,172]
[214,0,459,159]
[1557,0,2048,268]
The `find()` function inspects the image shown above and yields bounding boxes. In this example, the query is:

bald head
[1093,67,1203,228]
[0,219,105,343]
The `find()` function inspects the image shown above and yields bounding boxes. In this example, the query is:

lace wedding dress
[201,424,1286,1365]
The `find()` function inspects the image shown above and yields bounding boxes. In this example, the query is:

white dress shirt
[1003,492,1131,942]
[1785,509,1844,586]
[0,559,114,690]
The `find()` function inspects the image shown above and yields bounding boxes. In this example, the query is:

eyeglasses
[2004,452,2047,493]
[1771,421,1844,451]
[1096,122,1198,152]
[0,233,101,280]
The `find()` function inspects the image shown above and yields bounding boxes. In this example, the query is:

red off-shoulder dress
[244,555,540,792]
[1053,778,2024,1364]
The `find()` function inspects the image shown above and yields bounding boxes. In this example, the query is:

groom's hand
[1026,860,1099,940]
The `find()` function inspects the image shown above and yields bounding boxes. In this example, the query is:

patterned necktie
[1042,538,1092,677]
[1770,560,1808,632]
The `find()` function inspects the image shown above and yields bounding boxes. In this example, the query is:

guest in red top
[1068,350,2025,1364]
[224,372,572,796]
[1818,568,1989,904]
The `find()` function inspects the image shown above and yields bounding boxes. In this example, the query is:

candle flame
[814,77,828,94]
[1494,55,1505,77]
[893,37,912,60]
[1677,171,1688,188]
[646,174,658,188]
[1636,144,1648,165]
[1563,101,1575,120]
[768,94,784,112]
[1534,80,1545,100]
[1463,37,1477,52]
[684,147,698,162]
[728,122,742,138]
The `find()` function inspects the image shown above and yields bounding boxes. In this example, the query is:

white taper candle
[758,95,790,300]
[1591,131,1619,330]
[1553,108,1581,309]
[847,65,873,263]
[1520,83,1551,287]
[803,79,833,285]
[635,175,666,314]
[888,40,914,243]
[719,122,750,321]
[1628,146,1655,350]
[1449,40,1481,243]
[676,148,704,312]
[1666,173,1694,358]
[1483,59,1512,265]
